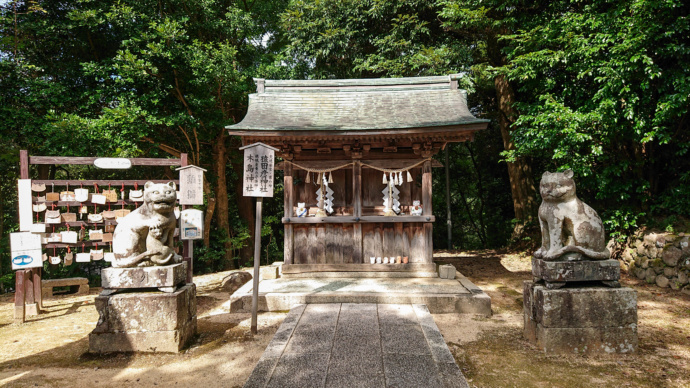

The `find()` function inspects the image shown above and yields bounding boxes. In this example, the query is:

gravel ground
[0,251,688,387]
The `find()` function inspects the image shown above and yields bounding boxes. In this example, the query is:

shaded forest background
[1,0,688,289]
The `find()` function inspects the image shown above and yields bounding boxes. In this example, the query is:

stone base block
[25,303,38,316]
[260,265,280,280]
[89,284,196,353]
[101,262,187,292]
[523,281,637,354]
[439,264,456,279]
[532,258,620,288]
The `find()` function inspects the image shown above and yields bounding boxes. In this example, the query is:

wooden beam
[31,180,179,186]
[281,215,435,224]
[282,263,438,274]
[229,122,488,138]
[29,156,183,166]
[20,150,29,179]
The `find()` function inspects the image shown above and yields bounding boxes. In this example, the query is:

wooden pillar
[16,150,38,320]
[284,162,294,265]
[352,161,362,264]
[180,153,193,284]
[422,160,433,264]
[33,268,42,310]
[24,269,37,316]
[14,270,25,323]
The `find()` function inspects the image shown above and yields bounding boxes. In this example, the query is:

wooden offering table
[227,75,488,277]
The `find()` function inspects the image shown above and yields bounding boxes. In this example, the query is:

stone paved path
[244,303,470,388]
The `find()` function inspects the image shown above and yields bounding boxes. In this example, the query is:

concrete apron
[230,270,491,316]
[244,303,470,388]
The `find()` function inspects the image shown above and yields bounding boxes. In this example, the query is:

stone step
[230,274,491,316]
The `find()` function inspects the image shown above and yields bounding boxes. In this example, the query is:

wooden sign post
[239,142,278,334]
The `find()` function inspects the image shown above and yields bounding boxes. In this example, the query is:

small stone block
[439,264,456,279]
[101,262,187,290]
[261,265,280,280]
[532,258,620,283]
[25,303,38,316]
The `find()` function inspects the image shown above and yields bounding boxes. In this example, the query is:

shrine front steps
[229,271,491,316]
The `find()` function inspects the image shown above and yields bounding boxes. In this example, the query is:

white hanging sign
[18,179,33,232]
[240,143,278,198]
[176,165,206,205]
[10,232,44,270]
[94,158,132,169]
[180,209,204,240]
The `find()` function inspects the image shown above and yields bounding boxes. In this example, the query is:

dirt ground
[1,251,689,388]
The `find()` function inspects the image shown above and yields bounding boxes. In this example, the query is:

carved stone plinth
[101,262,187,293]
[523,282,637,354]
[89,284,196,353]
[532,258,621,289]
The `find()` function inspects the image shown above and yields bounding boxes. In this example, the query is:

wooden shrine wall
[290,222,427,265]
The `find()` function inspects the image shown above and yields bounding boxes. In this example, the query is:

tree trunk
[212,130,235,269]
[495,74,539,233]
[231,159,255,263]
[203,197,215,247]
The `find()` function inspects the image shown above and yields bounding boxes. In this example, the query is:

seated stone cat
[534,170,610,261]
[112,181,183,268]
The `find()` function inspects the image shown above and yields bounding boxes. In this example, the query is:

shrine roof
[226,75,489,135]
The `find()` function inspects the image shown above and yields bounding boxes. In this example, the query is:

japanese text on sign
[242,144,275,197]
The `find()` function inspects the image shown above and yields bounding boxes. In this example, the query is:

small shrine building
[227,75,489,277]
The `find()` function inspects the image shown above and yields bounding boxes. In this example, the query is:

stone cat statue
[112,182,183,268]
[534,170,610,261]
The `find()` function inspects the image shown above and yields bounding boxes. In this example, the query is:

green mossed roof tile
[227,75,489,133]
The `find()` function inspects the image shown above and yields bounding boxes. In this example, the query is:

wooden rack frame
[14,150,192,323]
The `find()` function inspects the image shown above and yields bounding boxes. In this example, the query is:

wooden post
[17,151,39,319]
[284,163,293,265]
[352,161,363,263]
[14,270,25,323]
[33,268,42,310]
[251,197,263,334]
[422,160,433,263]
[180,153,193,284]
[445,146,452,250]
[24,269,37,316]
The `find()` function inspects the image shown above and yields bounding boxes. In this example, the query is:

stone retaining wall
[622,231,690,293]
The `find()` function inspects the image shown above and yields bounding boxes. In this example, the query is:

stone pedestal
[523,281,637,354]
[532,258,621,289]
[101,262,187,293]
[89,283,197,353]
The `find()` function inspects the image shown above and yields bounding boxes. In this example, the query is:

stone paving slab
[244,303,470,388]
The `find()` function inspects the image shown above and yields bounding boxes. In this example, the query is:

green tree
[0,0,292,276]
[497,0,690,235]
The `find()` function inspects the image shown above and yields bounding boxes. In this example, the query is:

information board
[180,209,204,240]
[241,143,277,198]
[10,232,44,270]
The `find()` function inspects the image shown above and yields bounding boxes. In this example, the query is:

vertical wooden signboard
[239,142,278,334]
